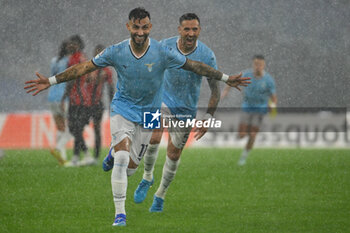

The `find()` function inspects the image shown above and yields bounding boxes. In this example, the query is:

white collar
[129,38,151,59]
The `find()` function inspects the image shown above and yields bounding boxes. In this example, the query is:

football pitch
[1,148,349,233]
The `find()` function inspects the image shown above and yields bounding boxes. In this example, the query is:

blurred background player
[48,40,72,163]
[62,35,93,167]
[134,13,222,212]
[80,44,114,165]
[222,55,277,165]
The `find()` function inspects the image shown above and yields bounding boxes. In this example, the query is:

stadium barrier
[0,111,349,149]
[0,111,174,149]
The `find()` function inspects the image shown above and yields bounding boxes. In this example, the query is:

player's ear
[126,22,130,31]
[149,23,153,30]
[177,26,181,34]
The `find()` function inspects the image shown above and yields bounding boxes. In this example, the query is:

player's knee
[149,128,163,144]
[167,142,182,160]
[167,149,181,161]
[113,138,131,152]
[149,137,161,144]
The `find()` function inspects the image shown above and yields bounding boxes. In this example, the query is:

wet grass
[1,148,349,233]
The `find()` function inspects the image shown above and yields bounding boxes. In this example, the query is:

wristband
[203,113,213,121]
[221,73,229,82]
[269,102,276,108]
[48,76,57,86]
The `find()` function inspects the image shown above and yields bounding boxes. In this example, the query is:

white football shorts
[110,114,152,166]
[161,104,192,149]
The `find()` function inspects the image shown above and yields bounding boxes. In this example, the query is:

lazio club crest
[145,63,155,72]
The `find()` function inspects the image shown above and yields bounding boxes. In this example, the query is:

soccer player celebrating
[222,55,277,165]
[133,13,222,212]
[24,8,250,226]
[48,40,72,163]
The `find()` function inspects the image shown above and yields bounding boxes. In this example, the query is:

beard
[182,36,197,49]
[131,33,149,47]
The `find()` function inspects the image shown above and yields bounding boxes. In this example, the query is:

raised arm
[182,59,251,90]
[25,60,98,96]
[182,59,222,80]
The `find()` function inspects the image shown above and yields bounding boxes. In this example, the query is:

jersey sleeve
[92,45,115,68]
[163,45,187,69]
[104,68,113,84]
[207,51,218,69]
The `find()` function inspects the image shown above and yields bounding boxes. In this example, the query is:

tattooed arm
[24,60,98,96]
[182,59,250,90]
[182,59,223,80]
[193,78,221,140]
[206,78,221,116]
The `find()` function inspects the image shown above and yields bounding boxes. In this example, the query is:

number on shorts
[137,144,148,161]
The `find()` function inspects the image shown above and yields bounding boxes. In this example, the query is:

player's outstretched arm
[24,60,98,96]
[182,59,251,91]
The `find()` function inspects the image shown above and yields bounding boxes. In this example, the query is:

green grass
[1,148,349,233]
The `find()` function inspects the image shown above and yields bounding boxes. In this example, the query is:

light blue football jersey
[241,69,276,114]
[162,37,217,120]
[92,38,187,124]
[47,56,68,102]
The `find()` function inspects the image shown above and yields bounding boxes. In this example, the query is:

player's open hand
[226,73,251,91]
[24,72,50,96]
[193,121,209,140]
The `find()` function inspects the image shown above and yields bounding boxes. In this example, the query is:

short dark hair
[94,44,106,56]
[129,7,150,21]
[179,13,200,25]
[253,54,265,60]
[95,44,105,53]
[58,40,69,60]
[70,34,85,51]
